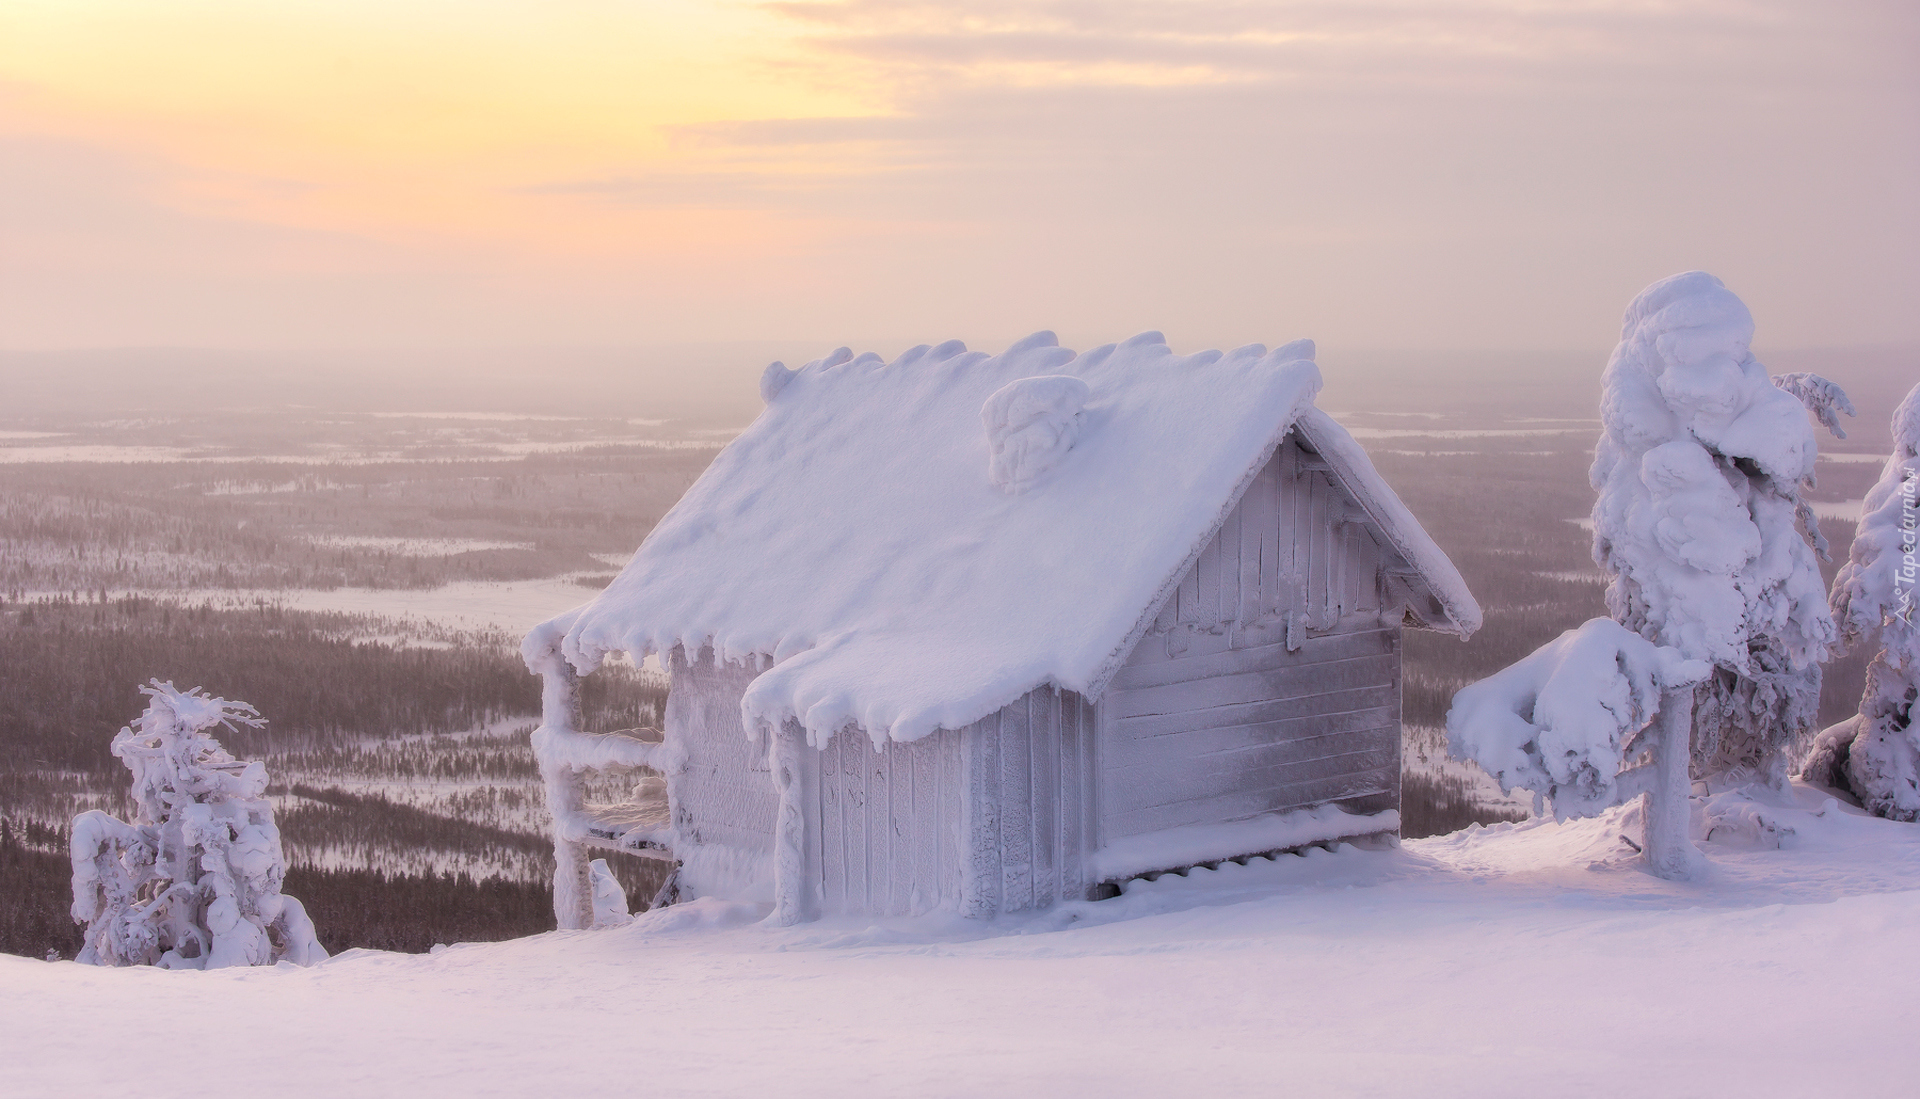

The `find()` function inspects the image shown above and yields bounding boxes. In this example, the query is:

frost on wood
[528,329,1482,924]
[1590,272,1839,787]
[982,374,1090,493]
[69,681,326,968]
[1804,381,1920,820]
[537,329,1477,749]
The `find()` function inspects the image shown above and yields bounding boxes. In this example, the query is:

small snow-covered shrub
[70,680,326,968]
[588,859,632,929]
[1804,382,1920,819]
[1447,618,1710,878]
[1590,272,1842,787]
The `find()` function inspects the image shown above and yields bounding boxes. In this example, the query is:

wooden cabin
[525,331,1479,928]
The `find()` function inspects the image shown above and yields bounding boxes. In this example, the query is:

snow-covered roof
[534,331,1479,746]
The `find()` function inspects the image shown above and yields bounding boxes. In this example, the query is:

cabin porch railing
[528,642,675,930]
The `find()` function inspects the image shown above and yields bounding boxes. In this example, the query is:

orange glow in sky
[2,1,885,253]
[2,1,1916,351]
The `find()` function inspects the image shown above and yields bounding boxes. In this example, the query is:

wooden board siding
[665,650,777,877]
[1099,434,1405,855]
[812,724,966,918]
[959,685,1097,917]
[667,649,1097,917]
[809,686,1096,917]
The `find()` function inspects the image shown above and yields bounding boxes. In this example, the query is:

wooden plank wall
[665,649,778,866]
[669,650,1099,917]
[1099,434,1404,849]
[812,724,966,918]
[959,685,1097,917]
[812,685,1096,917]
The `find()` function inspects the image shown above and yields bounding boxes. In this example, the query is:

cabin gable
[1093,432,1405,873]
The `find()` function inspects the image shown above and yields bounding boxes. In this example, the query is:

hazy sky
[2,0,1916,357]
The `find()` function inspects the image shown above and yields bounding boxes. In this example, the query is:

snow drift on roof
[539,331,1475,746]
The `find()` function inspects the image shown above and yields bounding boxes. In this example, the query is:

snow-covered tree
[1448,618,1711,878]
[71,680,326,968]
[1590,272,1841,788]
[1803,382,1920,819]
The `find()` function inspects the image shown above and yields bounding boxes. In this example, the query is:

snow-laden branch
[1448,619,1710,819]
[1449,618,1710,879]
[1774,372,1856,441]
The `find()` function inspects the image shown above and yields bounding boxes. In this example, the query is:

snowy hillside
[7,781,1915,1098]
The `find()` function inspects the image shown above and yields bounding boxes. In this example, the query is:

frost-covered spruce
[1804,382,1920,818]
[1590,272,1841,787]
[70,680,326,968]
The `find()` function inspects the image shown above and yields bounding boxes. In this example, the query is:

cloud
[506,0,1920,348]
[0,135,691,348]
[761,0,1835,93]
[6,1,1917,351]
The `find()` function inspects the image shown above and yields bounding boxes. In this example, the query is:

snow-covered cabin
[525,332,1480,927]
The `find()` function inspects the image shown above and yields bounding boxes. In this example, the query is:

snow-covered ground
[7,783,1915,1098]
[118,575,608,639]
[0,437,724,464]
[304,535,538,556]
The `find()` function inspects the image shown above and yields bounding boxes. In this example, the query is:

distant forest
[0,597,668,959]
[0,818,670,958]
[0,596,536,772]
[0,424,714,594]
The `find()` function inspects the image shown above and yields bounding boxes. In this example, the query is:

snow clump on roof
[981,374,1090,493]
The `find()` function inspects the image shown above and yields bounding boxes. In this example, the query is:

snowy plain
[118,574,617,639]
[7,783,1915,1099]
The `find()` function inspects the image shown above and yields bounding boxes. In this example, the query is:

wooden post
[547,770,595,931]
[768,720,811,925]
[533,652,595,930]
[1644,687,1703,882]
